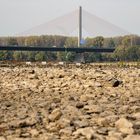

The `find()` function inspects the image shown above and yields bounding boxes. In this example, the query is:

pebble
[115,118,134,134]
[73,127,95,140]
[124,135,140,140]
[48,108,62,122]
[0,64,139,140]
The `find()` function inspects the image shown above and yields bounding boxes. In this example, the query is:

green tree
[13,51,23,61]
[64,37,78,48]
[35,52,46,61]
[126,46,140,61]
[84,52,102,62]
[114,45,127,61]
[57,51,75,62]
[25,52,36,61]
[94,36,104,48]
[114,45,140,61]
[0,51,7,60]
[7,38,18,45]
[122,36,132,47]
[86,36,104,48]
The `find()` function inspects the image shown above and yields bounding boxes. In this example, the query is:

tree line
[0,35,140,62]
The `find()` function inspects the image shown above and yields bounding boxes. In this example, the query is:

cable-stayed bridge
[20,7,129,38]
[0,46,115,53]
[1,6,128,55]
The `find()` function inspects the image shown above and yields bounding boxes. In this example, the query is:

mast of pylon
[78,6,82,47]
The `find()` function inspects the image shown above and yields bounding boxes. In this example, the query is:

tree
[64,37,78,48]
[0,35,140,62]
[7,38,18,45]
[84,52,102,62]
[94,36,104,48]
[114,45,127,61]
[57,51,75,62]
[53,36,67,47]
[86,36,104,48]
[114,45,140,61]
[103,38,115,48]
[25,36,40,46]
[122,36,132,47]
[35,52,46,61]
[126,46,140,61]
[23,51,35,61]
[0,51,7,60]
[86,38,95,47]
[13,51,23,61]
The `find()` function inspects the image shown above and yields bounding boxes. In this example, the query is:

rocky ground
[0,63,140,140]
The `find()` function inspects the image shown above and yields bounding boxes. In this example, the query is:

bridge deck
[0,46,115,53]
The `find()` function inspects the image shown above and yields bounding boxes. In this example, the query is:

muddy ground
[0,63,140,140]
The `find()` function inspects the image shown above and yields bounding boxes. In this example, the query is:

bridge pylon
[78,6,82,47]
[76,6,85,63]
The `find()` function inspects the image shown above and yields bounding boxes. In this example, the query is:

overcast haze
[0,0,140,36]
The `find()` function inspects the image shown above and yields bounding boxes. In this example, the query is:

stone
[41,61,47,65]
[9,117,37,129]
[76,102,84,109]
[132,113,140,120]
[28,74,38,79]
[124,135,140,140]
[107,136,122,140]
[80,94,95,102]
[38,133,59,140]
[59,62,64,65]
[73,127,95,140]
[97,127,108,135]
[28,69,35,74]
[20,132,31,138]
[59,127,73,136]
[57,118,71,129]
[48,108,62,122]
[133,121,140,130]
[96,117,109,127]
[84,105,102,114]
[0,64,140,140]
[58,74,65,78]
[0,137,6,140]
[94,82,102,87]
[115,118,134,134]
[74,120,89,128]
[30,129,39,137]
[76,63,81,66]
[108,77,122,87]
[107,131,123,140]
[46,122,58,132]
[26,62,32,66]
[8,138,30,140]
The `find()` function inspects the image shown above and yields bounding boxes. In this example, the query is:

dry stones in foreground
[0,64,140,140]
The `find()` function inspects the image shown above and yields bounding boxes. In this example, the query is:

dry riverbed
[0,64,140,140]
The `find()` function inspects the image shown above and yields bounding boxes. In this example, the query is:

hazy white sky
[0,0,139,36]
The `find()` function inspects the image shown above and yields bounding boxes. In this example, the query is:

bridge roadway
[0,46,115,53]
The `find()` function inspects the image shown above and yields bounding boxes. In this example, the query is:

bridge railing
[0,46,115,53]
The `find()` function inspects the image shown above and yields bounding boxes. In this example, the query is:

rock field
[0,63,140,140]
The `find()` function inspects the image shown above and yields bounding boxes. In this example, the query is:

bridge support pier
[74,53,85,63]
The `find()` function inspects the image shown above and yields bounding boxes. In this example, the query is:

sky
[0,0,139,36]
